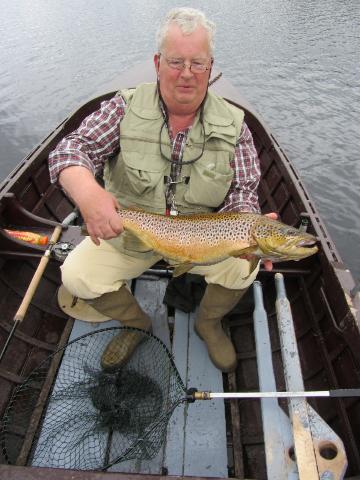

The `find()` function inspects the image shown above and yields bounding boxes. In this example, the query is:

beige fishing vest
[103,83,244,256]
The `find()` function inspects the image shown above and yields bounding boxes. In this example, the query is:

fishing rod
[0,211,78,363]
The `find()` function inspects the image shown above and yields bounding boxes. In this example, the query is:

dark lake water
[1,0,359,281]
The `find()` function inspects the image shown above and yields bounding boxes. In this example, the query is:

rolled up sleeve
[218,122,261,213]
[48,95,126,183]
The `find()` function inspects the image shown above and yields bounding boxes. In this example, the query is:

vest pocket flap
[122,152,165,173]
[204,123,237,144]
[206,112,234,127]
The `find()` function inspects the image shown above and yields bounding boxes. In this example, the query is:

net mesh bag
[1,327,185,471]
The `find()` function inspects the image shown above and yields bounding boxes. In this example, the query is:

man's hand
[262,212,278,271]
[81,188,123,245]
[59,166,124,245]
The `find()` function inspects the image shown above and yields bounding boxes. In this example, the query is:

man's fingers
[90,235,101,246]
[86,216,123,244]
[108,215,123,235]
[265,212,278,220]
[263,259,273,271]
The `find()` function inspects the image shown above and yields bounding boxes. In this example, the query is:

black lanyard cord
[158,106,206,166]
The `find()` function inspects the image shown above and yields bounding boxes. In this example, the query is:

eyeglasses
[160,54,212,74]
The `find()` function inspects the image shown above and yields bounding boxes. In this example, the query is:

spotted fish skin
[118,209,318,266]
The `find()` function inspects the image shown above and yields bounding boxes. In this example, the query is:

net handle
[187,388,360,400]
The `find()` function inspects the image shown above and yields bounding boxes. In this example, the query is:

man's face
[154,24,212,115]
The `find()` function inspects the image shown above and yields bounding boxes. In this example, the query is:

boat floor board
[165,309,228,478]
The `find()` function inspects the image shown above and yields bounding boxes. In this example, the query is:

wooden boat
[0,62,359,479]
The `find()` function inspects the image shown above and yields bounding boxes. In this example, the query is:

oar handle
[13,225,62,323]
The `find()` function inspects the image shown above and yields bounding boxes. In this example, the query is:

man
[49,8,273,373]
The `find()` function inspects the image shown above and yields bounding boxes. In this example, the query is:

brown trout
[114,209,318,276]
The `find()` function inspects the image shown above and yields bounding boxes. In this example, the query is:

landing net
[0,327,185,471]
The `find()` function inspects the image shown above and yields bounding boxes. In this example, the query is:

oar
[0,212,78,363]
[187,388,360,400]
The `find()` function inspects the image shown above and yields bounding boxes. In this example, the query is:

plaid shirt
[49,94,261,213]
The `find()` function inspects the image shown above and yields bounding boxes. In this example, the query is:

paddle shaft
[191,388,360,400]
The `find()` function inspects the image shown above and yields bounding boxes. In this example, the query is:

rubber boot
[88,286,152,371]
[194,284,248,372]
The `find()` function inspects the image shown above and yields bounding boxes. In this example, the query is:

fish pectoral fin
[229,246,258,258]
[172,263,194,277]
[240,258,261,280]
[248,257,260,276]
[228,247,260,279]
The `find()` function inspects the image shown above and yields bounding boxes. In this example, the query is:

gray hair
[156,8,216,56]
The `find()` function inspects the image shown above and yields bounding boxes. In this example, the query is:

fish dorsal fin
[172,264,194,277]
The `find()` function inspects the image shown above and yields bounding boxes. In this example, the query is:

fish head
[253,217,318,261]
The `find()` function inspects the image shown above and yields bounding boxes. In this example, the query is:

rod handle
[13,225,62,323]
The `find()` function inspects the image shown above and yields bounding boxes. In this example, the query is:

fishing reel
[53,242,75,261]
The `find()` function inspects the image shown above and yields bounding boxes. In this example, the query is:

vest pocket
[119,152,166,197]
[184,161,233,208]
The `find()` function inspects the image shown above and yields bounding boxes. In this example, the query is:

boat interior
[0,75,360,479]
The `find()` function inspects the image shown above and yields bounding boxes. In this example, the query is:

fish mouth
[296,238,317,247]
[259,236,318,260]
[285,237,318,258]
